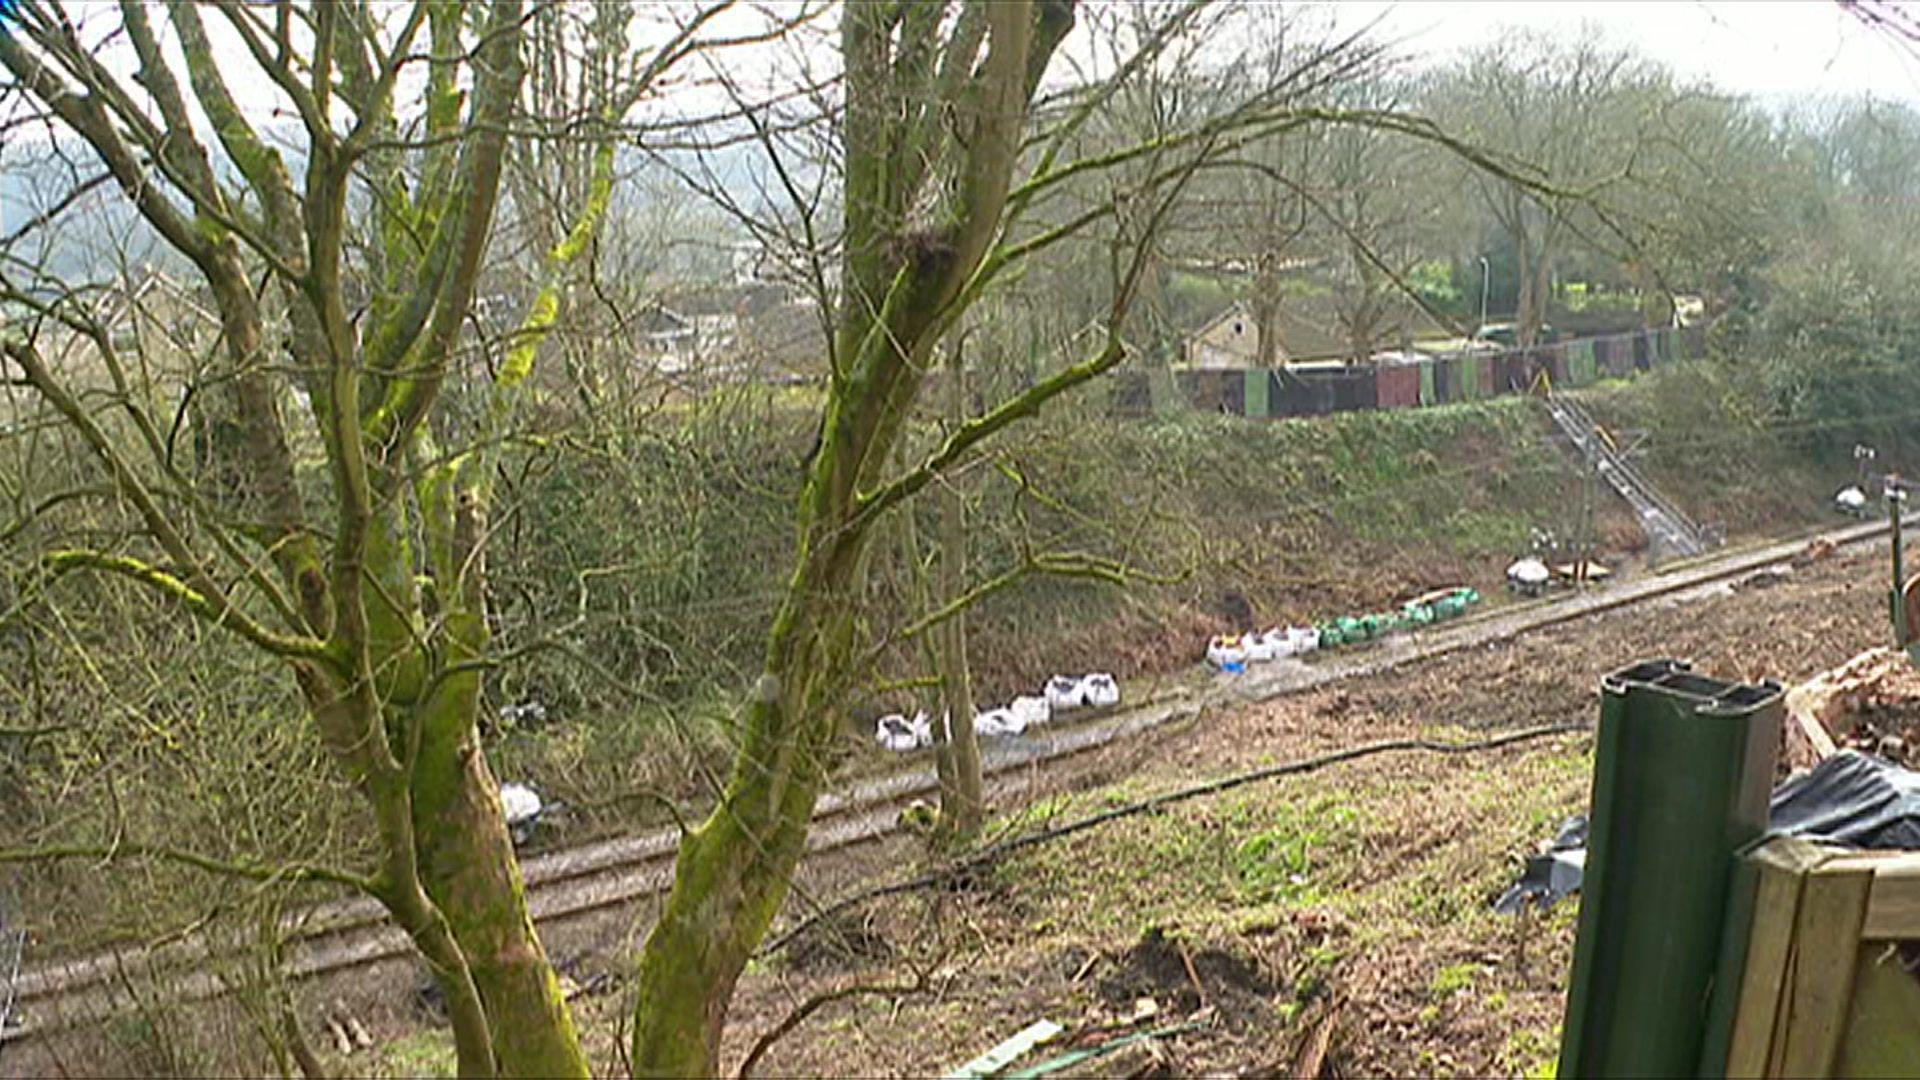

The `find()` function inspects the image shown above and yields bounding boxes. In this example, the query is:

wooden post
[1709,839,1920,1077]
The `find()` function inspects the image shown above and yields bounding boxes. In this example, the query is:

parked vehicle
[1474,321,1560,347]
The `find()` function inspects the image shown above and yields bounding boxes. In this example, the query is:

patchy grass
[731,703,1593,1077]
[370,1030,456,1079]
[1431,961,1484,999]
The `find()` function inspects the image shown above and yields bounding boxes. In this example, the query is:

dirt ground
[652,542,1896,1080]
[265,540,1897,1078]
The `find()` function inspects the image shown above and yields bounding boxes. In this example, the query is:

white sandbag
[1287,626,1320,655]
[1258,628,1295,659]
[1045,674,1090,711]
[875,713,919,752]
[498,701,548,728]
[1836,486,1868,513]
[500,782,543,826]
[1243,632,1277,663]
[1010,694,1052,729]
[908,710,935,748]
[974,707,1024,737]
[1082,673,1120,708]
[1507,557,1551,587]
[1206,635,1248,669]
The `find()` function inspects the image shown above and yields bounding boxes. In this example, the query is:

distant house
[1183,303,1262,368]
[637,305,710,373]
[1180,300,1346,368]
[1181,295,1454,369]
[636,287,830,381]
[641,303,737,374]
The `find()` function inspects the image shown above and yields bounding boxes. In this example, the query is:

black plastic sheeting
[1494,751,1920,914]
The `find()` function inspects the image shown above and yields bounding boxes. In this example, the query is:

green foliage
[1559,282,1639,315]
[1234,828,1315,902]
[1229,798,1355,904]
[373,1031,458,1079]
[1576,362,1845,535]
[1502,1028,1562,1079]
[1408,260,1465,316]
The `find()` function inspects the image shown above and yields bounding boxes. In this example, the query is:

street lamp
[1478,255,1491,333]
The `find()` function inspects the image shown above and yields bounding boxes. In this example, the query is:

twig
[1287,996,1344,1080]
[1176,939,1208,1011]
[0,842,372,892]
[735,974,927,1079]
[761,723,1587,957]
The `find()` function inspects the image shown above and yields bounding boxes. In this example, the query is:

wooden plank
[1723,839,1832,1077]
[1863,858,1920,941]
[1774,860,1876,1077]
[945,1020,1063,1080]
[1837,943,1920,1078]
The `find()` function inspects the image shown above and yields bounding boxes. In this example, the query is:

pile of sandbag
[1044,672,1121,710]
[875,711,936,752]
[873,672,1122,752]
[498,781,550,846]
[1207,588,1482,670]
[1205,626,1321,672]
[1506,557,1551,596]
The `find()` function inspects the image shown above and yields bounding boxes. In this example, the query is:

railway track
[3,511,1904,1051]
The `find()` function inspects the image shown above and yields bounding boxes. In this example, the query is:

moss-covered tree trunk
[0,3,647,1075]
[934,348,983,842]
[410,621,588,1078]
[631,528,866,1075]
[631,3,1074,1065]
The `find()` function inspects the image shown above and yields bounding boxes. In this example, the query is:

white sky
[1340,1,1920,104]
[7,1,1919,153]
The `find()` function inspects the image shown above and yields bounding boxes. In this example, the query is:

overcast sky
[7,1,1919,149]
[1346,1,1920,104]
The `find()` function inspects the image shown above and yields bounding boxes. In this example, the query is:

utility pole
[1889,473,1913,659]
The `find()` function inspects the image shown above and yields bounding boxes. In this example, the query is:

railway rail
[3,511,1905,1051]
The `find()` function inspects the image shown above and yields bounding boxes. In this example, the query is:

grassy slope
[1574,367,1845,537]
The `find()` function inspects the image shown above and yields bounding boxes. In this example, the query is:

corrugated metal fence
[1112,326,1704,420]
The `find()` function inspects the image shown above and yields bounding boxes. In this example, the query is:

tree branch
[0,842,371,892]
[41,549,328,661]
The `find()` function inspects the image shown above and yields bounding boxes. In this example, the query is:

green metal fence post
[1891,483,1908,653]
[1245,367,1270,418]
[1557,660,1782,1079]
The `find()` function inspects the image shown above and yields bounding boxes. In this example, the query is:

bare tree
[1428,31,1659,345]
[0,2,734,1074]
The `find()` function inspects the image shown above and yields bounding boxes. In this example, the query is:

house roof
[1182,290,1454,366]
[638,305,693,335]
